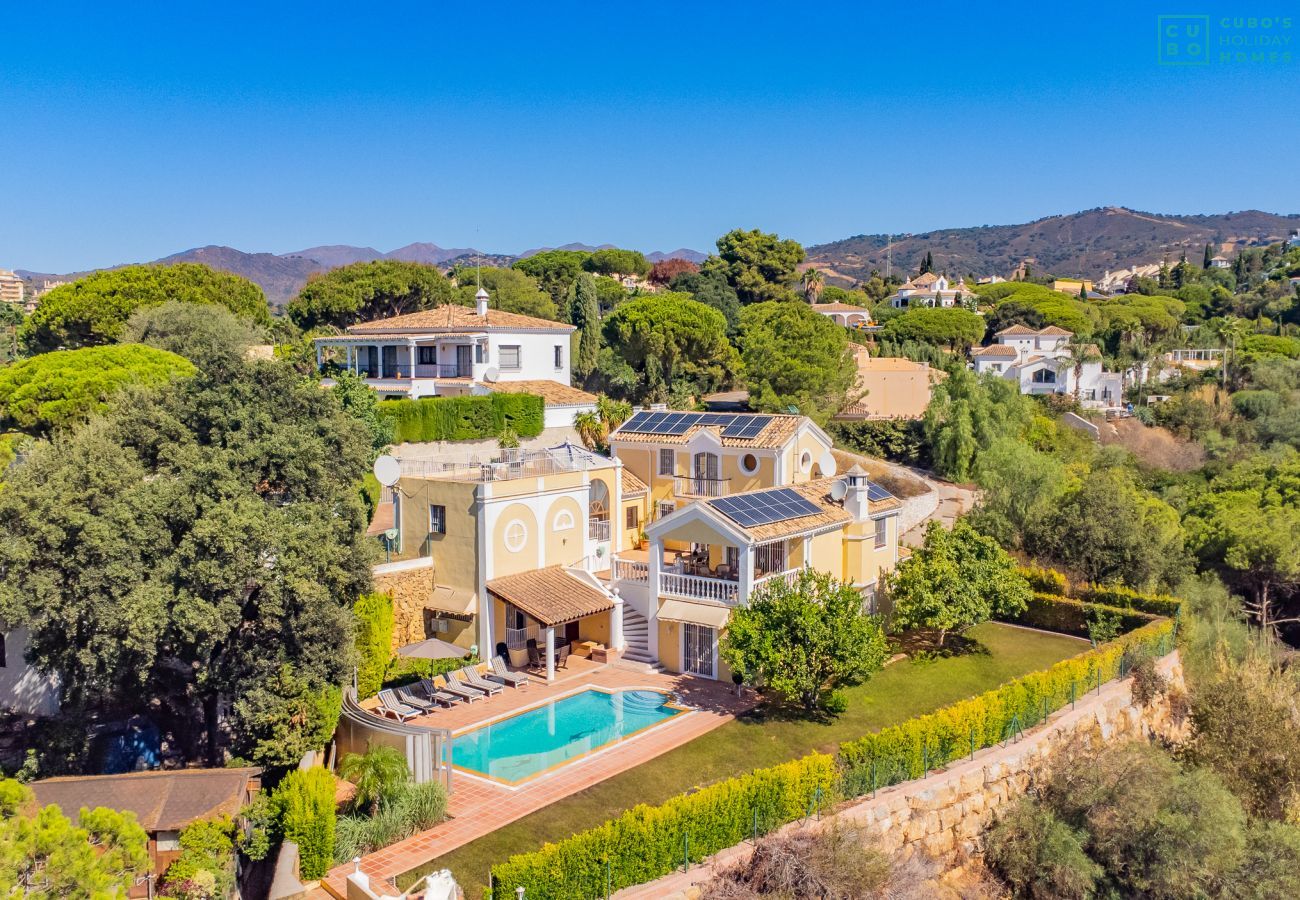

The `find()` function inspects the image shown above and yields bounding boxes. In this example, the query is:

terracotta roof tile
[995,324,1039,336]
[31,768,259,833]
[812,302,870,313]
[1037,325,1073,336]
[348,305,573,335]
[621,468,648,497]
[973,345,1020,357]
[706,478,898,543]
[487,567,614,627]
[484,380,598,406]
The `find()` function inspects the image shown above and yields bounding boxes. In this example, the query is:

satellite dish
[373,455,401,487]
[483,367,500,383]
[383,528,399,541]
[829,480,848,502]
[817,451,837,478]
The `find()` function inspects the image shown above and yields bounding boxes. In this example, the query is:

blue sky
[2,1,1297,272]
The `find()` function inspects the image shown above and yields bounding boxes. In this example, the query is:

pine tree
[568,274,600,381]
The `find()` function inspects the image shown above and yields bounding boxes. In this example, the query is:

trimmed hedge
[1004,593,1157,639]
[1017,565,1068,597]
[353,593,394,699]
[1077,584,1182,617]
[378,394,544,444]
[488,753,837,899]
[277,768,337,881]
[837,619,1176,794]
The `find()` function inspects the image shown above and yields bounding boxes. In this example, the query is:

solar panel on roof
[709,487,822,528]
[721,415,773,438]
[622,411,654,432]
[866,483,894,502]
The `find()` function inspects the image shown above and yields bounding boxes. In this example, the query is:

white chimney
[844,464,869,522]
[475,287,490,316]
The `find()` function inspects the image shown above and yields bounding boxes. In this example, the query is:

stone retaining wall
[616,651,1188,899]
[373,563,435,651]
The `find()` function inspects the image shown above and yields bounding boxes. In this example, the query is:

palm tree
[573,410,603,451]
[1058,340,1102,403]
[339,745,410,816]
[801,268,824,303]
[596,395,632,433]
[1214,315,1250,387]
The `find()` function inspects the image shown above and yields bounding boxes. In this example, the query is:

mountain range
[805,207,1300,285]
[18,243,709,306]
[16,207,1299,307]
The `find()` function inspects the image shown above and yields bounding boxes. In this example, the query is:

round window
[504,519,528,552]
[800,451,813,474]
[741,453,759,474]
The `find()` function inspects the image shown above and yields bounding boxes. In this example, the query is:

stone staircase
[620,605,656,665]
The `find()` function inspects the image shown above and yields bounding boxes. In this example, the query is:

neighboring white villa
[313,289,597,428]
[812,302,872,327]
[1209,255,1231,269]
[1095,264,1162,295]
[888,272,974,308]
[971,325,1123,408]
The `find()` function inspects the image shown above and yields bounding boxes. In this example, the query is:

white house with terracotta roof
[888,272,974,308]
[313,289,597,427]
[811,301,872,327]
[972,325,1123,408]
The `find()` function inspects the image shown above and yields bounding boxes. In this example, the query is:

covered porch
[314,334,487,383]
[487,567,626,682]
[611,536,802,605]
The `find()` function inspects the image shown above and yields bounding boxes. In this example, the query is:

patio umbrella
[396,637,469,660]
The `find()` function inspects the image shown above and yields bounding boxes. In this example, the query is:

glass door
[456,344,473,377]
[682,624,715,678]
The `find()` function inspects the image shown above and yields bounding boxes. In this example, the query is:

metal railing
[588,519,611,542]
[437,364,470,378]
[612,556,649,583]
[674,475,731,498]
[661,571,739,604]
[397,447,606,483]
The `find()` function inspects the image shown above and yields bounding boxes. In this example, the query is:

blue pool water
[452,689,680,783]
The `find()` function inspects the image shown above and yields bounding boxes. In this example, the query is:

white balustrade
[612,556,649,583]
[660,571,740,604]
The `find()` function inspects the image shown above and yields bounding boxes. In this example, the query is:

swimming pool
[452,688,682,784]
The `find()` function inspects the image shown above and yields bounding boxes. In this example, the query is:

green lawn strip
[400,623,1084,895]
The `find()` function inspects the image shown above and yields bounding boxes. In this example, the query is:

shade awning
[487,567,614,627]
[657,599,732,629]
[429,585,476,616]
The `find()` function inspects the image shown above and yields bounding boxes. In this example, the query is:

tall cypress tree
[569,273,600,381]
[1203,242,1214,269]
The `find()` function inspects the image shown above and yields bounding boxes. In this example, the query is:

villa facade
[313,290,596,428]
[971,325,1123,408]
[368,412,902,682]
[888,272,974,309]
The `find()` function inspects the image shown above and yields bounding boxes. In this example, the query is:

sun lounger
[395,685,443,713]
[489,655,529,689]
[459,665,504,696]
[443,671,488,701]
[377,689,421,722]
[417,678,462,707]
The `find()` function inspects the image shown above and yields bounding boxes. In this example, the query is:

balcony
[588,518,611,542]
[437,364,470,378]
[673,475,731,498]
[661,571,739,604]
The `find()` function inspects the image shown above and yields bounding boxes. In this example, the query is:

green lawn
[401,622,1085,894]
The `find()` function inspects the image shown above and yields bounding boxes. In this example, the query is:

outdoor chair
[459,665,504,696]
[377,689,421,722]
[556,644,571,669]
[489,655,529,689]
[395,685,443,713]
[444,670,489,701]
[418,678,462,707]
[527,646,544,670]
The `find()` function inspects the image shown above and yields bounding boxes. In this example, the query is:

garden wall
[616,651,1188,900]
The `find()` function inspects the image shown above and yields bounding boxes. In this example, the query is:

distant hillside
[281,245,382,267]
[806,207,1300,284]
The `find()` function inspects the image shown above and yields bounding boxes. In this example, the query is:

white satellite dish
[483,367,500,383]
[817,451,837,478]
[373,454,401,487]
[829,479,848,502]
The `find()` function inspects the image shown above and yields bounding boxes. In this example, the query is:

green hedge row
[353,593,394,699]
[1004,593,1158,639]
[488,753,838,899]
[1076,584,1182,617]
[837,619,1176,794]
[378,394,544,444]
[1017,564,1068,596]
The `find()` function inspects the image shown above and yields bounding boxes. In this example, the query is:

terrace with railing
[396,445,613,483]
[673,475,731,498]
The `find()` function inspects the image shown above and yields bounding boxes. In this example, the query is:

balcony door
[456,344,472,377]
[682,623,716,678]
[692,452,720,496]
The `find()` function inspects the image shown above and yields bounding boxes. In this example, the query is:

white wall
[486,332,572,385]
[0,628,60,716]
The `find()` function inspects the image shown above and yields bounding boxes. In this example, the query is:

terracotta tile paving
[321,663,753,899]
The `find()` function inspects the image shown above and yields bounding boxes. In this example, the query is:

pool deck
[320,661,754,899]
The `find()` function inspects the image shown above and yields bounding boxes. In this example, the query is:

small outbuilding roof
[31,768,260,834]
[487,567,614,627]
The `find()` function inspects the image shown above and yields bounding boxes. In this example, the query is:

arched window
[1032,369,1057,384]
[589,479,610,521]
[553,509,575,531]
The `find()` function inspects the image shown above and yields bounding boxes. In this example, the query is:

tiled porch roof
[487,566,614,627]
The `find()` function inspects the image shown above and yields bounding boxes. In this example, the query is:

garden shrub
[378,394,543,444]
[276,767,337,881]
[353,593,394,698]
[333,780,449,863]
[1076,584,1182,617]
[836,619,1176,792]
[489,753,837,899]
[160,816,238,898]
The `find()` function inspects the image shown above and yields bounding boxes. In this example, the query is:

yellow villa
[369,411,902,682]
